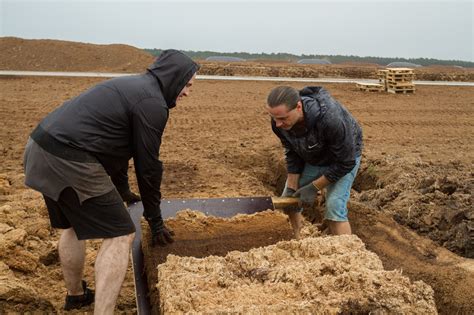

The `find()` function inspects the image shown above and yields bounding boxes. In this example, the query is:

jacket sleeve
[131,97,168,220]
[110,162,130,195]
[271,122,304,174]
[322,116,356,182]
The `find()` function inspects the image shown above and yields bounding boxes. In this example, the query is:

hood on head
[147,49,200,108]
[299,86,329,128]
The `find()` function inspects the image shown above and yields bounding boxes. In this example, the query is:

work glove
[280,186,296,198]
[293,182,320,207]
[146,216,175,247]
[120,190,141,205]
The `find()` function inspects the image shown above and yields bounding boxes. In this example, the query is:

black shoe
[64,280,95,310]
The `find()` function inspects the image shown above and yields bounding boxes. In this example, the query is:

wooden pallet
[356,82,384,92]
[387,83,415,93]
[387,88,415,94]
[377,69,389,77]
[387,74,415,80]
[386,67,414,74]
[387,81,415,88]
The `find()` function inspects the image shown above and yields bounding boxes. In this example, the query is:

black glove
[281,186,296,198]
[146,216,175,247]
[120,190,141,205]
[293,182,320,207]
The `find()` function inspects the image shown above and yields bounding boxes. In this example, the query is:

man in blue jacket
[266,86,363,238]
[24,50,199,313]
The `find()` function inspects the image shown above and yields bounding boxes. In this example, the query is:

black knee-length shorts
[44,187,136,240]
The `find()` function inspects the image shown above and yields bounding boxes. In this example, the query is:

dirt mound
[158,234,436,313]
[0,37,154,72]
[354,156,474,258]
[197,60,380,79]
[198,60,474,82]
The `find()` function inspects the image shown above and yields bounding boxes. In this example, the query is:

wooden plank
[387,82,415,87]
[387,88,415,94]
[387,86,415,91]
[386,77,415,83]
[386,67,414,73]
[356,82,384,92]
[387,74,415,78]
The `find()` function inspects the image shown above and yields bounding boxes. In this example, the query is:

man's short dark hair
[267,86,300,110]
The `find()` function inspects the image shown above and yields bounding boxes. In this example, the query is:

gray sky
[1,0,473,61]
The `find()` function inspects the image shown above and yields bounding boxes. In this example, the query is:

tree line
[144,49,473,68]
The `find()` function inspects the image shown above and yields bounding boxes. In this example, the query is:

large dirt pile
[198,61,474,82]
[354,155,474,258]
[0,37,154,72]
[198,61,380,79]
[158,234,437,313]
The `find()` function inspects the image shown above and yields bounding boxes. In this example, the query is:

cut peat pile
[158,235,437,313]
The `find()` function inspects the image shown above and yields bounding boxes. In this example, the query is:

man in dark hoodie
[266,86,362,238]
[23,50,199,313]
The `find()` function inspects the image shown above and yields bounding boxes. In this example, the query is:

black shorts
[44,187,136,240]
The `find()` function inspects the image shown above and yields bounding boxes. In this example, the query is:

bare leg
[59,228,86,295]
[94,233,135,315]
[285,211,303,240]
[328,221,352,235]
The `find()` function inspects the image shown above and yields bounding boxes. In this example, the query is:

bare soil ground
[0,37,473,313]
[1,76,472,313]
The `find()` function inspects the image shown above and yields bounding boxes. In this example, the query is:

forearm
[286,173,301,190]
[312,175,331,190]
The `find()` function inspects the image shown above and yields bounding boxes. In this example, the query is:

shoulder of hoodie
[98,73,168,110]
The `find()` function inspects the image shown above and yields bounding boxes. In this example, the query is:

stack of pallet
[385,68,415,94]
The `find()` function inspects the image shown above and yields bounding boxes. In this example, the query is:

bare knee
[104,232,135,247]
[124,232,135,245]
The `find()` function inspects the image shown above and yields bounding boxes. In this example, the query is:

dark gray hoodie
[33,50,199,220]
[272,86,363,182]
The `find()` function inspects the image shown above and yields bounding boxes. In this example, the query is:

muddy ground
[0,76,473,313]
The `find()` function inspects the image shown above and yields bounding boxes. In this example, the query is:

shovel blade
[159,196,274,219]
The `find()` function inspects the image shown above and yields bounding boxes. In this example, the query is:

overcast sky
[1,0,473,61]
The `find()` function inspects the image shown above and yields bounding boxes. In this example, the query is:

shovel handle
[271,196,300,209]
